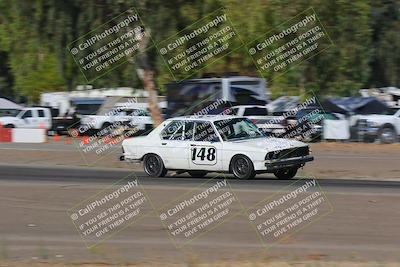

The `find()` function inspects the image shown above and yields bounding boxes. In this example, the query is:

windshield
[214,118,264,141]
[382,108,399,115]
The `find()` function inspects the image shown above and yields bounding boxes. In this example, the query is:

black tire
[378,127,397,144]
[231,155,255,180]
[3,124,14,128]
[188,171,208,178]
[143,154,167,177]
[99,122,112,137]
[274,167,298,180]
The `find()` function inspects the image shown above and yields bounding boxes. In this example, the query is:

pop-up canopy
[0,97,23,110]
[322,97,389,115]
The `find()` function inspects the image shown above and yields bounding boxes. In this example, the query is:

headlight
[265,151,280,160]
[366,120,379,128]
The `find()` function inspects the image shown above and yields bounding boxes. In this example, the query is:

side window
[243,107,269,116]
[130,109,149,116]
[229,108,238,115]
[38,110,45,117]
[140,110,150,116]
[124,109,134,116]
[160,121,183,140]
[21,110,32,119]
[194,122,219,142]
[183,121,194,140]
[170,124,184,140]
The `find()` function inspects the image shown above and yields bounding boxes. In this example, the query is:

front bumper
[264,155,314,171]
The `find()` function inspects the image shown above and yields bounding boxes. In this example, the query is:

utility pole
[135,27,163,127]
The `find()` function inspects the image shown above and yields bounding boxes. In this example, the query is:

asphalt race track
[0,164,399,263]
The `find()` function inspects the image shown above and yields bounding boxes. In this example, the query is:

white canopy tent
[0,98,23,110]
[0,98,23,116]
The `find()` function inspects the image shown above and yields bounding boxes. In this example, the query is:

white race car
[121,116,313,179]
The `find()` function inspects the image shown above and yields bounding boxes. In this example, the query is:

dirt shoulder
[1,261,400,267]
[302,142,400,180]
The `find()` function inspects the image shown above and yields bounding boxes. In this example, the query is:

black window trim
[193,120,221,142]
[183,121,195,141]
[169,121,184,140]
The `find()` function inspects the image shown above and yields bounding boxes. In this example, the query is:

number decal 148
[192,147,216,162]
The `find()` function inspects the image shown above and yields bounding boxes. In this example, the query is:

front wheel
[188,171,208,178]
[274,168,298,180]
[231,155,255,180]
[143,154,167,177]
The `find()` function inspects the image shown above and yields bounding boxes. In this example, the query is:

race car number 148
[191,146,217,165]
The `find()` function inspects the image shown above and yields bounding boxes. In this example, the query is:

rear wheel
[379,127,397,144]
[99,122,112,137]
[274,167,298,180]
[188,171,208,178]
[143,154,167,177]
[231,155,255,180]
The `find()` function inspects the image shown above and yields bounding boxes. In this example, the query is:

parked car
[0,107,52,129]
[80,107,153,136]
[0,107,80,135]
[282,109,340,142]
[228,105,287,136]
[351,108,400,143]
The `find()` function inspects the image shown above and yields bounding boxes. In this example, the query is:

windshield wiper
[228,135,262,141]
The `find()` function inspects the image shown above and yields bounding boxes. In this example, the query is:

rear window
[38,110,45,117]
[161,121,183,140]
[243,107,268,116]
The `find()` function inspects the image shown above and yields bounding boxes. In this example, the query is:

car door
[395,111,400,135]
[37,109,51,129]
[20,110,39,128]
[126,109,150,131]
[159,120,190,170]
[188,121,222,171]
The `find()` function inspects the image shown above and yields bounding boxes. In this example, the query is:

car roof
[166,115,243,122]
[231,105,267,108]
[24,107,48,110]
[185,76,263,83]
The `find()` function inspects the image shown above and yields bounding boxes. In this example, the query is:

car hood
[226,137,307,152]
[358,114,393,120]
[0,116,19,124]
